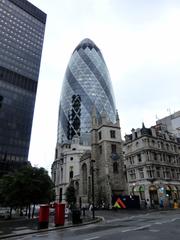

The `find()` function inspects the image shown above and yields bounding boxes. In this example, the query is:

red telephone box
[54,203,65,226]
[38,205,49,229]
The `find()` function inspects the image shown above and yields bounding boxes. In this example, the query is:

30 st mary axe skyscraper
[0,0,46,175]
[57,38,116,145]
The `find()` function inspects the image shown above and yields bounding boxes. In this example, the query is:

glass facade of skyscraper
[0,0,46,175]
[58,38,116,144]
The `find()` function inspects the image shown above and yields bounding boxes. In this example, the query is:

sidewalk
[0,213,101,239]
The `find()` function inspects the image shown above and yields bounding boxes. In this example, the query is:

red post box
[38,205,49,229]
[54,203,65,226]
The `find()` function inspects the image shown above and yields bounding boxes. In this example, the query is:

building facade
[79,110,126,208]
[51,135,91,203]
[52,38,116,204]
[124,123,180,208]
[57,38,116,145]
[0,0,46,175]
[156,110,180,138]
[52,111,126,208]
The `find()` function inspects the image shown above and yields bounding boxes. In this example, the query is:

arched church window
[82,163,87,194]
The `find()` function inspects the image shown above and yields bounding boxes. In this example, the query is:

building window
[98,131,102,140]
[99,145,102,154]
[110,130,116,138]
[156,167,160,178]
[129,169,136,180]
[171,169,175,179]
[163,168,166,179]
[61,167,63,183]
[82,163,87,195]
[139,168,144,179]
[147,166,154,178]
[113,162,118,173]
[60,158,63,164]
[130,157,134,165]
[177,171,180,180]
[111,144,116,153]
[152,140,155,146]
[137,154,141,162]
[166,168,170,179]
[174,145,177,152]
[70,157,73,161]
[69,166,73,179]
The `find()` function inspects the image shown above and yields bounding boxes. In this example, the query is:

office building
[52,39,124,204]
[156,111,180,138]
[0,0,46,175]
[57,38,116,145]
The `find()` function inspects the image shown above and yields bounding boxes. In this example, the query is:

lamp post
[91,159,95,219]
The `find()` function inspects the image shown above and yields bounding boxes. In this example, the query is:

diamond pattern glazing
[58,39,116,144]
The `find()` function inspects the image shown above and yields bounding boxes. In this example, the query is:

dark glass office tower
[57,38,116,144]
[0,0,46,176]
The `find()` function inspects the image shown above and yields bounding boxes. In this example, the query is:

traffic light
[0,95,3,108]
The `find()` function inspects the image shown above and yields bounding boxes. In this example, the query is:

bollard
[38,205,49,229]
[54,203,65,226]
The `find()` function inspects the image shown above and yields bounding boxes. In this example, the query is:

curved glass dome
[57,38,116,144]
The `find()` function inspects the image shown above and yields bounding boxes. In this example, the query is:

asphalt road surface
[9,209,180,240]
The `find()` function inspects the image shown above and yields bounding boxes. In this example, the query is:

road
[9,209,180,240]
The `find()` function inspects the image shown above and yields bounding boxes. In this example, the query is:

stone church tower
[79,109,126,208]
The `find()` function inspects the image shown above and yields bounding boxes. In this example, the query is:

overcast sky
[28,0,180,174]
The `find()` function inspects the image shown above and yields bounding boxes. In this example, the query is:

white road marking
[121,224,151,233]
[106,215,136,223]
[134,224,151,230]
[106,218,121,223]
[121,228,137,233]
[83,237,100,240]
[154,222,162,225]
[169,218,180,222]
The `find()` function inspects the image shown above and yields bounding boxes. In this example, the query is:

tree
[0,173,18,218]
[65,182,76,209]
[0,166,55,218]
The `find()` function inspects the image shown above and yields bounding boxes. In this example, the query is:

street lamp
[91,159,95,219]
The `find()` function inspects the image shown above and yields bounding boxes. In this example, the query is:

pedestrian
[82,203,86,216]
[160,198,164,208]
[144,200,147,209]
[146,199,150,209]
[151,199,155,209]
[89,203,93,212]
